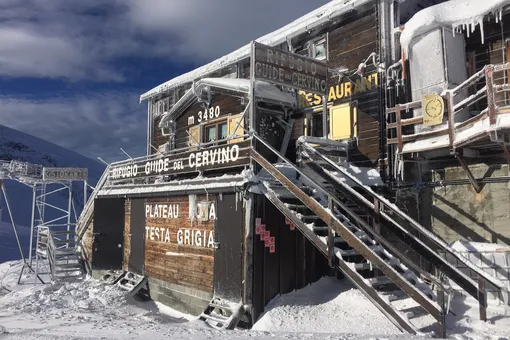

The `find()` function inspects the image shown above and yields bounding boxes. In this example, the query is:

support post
[1,180,26,262]
[456,153,482,193]
[327,197,334,268]
[373,198,381,235]
[29,184,37,266]
[501,143,510,165]
[437,285,447,338]
[242,194,254,318]
[395,104,403,153]
[322,95,328,139]
[84,180,88,209]
[478,277,487,322]
[67,182,73,236]
[446,91,456,152]
[486,65,497,127]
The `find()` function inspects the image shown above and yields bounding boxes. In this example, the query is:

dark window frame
[203,119,229,146]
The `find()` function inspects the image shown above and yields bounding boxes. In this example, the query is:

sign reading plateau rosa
[109,144,243,180]
[253,41,328,95]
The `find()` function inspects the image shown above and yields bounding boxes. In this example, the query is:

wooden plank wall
[292,8,381,167]
[174,93,245,149]
[123,200,131,272]
[144,196,215,293]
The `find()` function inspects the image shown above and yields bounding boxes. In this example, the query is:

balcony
[386,63,510,162]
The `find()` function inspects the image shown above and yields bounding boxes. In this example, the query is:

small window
[310,38,327,61]
[205,125,217,142]
[203,120,229,145]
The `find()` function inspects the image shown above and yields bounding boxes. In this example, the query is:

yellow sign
[422,93,444,126]
[298,72,379,108]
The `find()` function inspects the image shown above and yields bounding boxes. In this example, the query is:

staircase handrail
[45,228,57,280]
[252,133,445,288]
[76,164,110,242]
[299,141,509,299]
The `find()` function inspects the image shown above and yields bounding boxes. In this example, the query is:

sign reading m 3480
[253,41,328,95]
[42,167,88,181]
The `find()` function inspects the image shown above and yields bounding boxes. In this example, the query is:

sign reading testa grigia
[109,144,241,180]
[253,41,328,95]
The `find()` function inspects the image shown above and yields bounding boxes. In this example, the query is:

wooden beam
[446,91,456,153]
[485,65,497,126]
[396,105,403,153]
[502,143,510,165]
[456,153,482,193]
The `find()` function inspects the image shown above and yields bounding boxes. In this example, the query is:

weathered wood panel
[143,195,216,293]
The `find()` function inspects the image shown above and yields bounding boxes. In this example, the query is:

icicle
[500,8,503,23]
[479,19,485,45]
[452,24,456,37]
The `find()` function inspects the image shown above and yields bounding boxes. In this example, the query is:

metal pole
[84,180,87,209]
[28,184,37,266]
[1,180,26,262]
[322,95,328,138]
[67,182,72,235]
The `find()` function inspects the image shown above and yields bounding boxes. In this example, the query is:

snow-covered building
[76,0,510,337]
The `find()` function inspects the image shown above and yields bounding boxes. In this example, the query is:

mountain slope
[0,125,105,262]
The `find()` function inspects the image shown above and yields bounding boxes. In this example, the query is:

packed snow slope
[1,260,510,340]
[0,125,105,262]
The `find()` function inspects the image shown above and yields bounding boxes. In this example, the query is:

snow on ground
[1,260,510,340]
[252,276,400,335]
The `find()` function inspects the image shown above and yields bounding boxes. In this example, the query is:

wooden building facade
[78,0,510,332]
[82,0,385,324]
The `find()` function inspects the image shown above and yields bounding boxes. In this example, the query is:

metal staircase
[36,226,85,281]
[249,134,509,337]
[199,298,246,330]
[297,139,509,308]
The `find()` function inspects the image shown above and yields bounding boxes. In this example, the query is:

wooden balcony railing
[386,63,510,155]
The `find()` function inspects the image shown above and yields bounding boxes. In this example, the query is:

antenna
[97,157,110,166]
[120,148,133,160]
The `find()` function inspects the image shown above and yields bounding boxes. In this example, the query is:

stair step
[201,313,229,327]
[285,204,308,211]
[209,302,234,312]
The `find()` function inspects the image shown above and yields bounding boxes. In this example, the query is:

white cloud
[0,93,147,161]
[0,0,328,81]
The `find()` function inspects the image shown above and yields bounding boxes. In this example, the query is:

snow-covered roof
[401,0,510,56]
[140,0,372,102]
[198,78,296,105]
[99,174,248,197]
[159,78,296,128]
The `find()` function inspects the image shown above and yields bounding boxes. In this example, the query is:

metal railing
[387,63,510,154]
[250,133,448,336]
[298,140,508,314]
[76,164,110,243]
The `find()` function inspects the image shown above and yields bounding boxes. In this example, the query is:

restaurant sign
[252,41,328,95]
[109,142,249,181]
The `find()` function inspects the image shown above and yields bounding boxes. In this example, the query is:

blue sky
[0,0,328,162]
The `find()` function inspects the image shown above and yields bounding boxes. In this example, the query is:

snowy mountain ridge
[0,124,105,262]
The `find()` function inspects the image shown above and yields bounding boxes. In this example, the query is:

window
[330,103,357,140]
[310,37,327,61]
[204,121,228,144]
